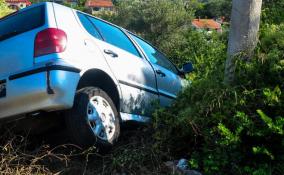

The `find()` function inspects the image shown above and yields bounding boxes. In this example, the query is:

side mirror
[181,62,194,74]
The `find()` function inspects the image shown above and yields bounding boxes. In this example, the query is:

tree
[0,0,12,18]
[102,0,197,45]
[224,0,263,85]
[195,0,232,20]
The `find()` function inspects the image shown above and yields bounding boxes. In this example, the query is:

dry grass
[0,130,77,174]
[0,125,167,175]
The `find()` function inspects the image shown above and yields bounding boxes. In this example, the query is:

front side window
[87,17,141,58]
[77,12,102,40]
[130,34,178,74]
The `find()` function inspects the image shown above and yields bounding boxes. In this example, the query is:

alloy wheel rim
[87,96,116,141]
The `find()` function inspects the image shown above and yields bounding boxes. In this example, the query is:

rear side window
[77,12,102,40]
[87,16,141,58]
[0,5,45,41]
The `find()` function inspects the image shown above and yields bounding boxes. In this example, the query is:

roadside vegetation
[0,0,13,18]
[0,0,283,174]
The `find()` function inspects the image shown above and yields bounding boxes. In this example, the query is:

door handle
[156,70,166,77]
[104,49,118,58]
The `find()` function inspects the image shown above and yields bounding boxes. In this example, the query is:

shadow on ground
[0,119,166,175]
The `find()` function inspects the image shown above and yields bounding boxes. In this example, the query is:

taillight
[34,28,67,57]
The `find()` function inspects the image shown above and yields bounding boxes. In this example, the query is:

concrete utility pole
[224,0,263,85]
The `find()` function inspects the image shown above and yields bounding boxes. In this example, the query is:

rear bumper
[0,65,81,119]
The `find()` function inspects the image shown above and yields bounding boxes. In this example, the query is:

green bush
[152,24,284,175]
[262,0,284,25]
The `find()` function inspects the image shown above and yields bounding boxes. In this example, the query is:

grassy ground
[0,123,168,175]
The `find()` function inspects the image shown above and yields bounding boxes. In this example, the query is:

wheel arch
[77,69,121,111]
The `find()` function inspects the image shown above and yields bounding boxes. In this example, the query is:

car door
[130,34,183,107]
[78,13,158,116]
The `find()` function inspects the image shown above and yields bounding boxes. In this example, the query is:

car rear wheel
[65,87,120,151]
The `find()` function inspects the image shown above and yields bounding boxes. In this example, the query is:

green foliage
[260,24,284,57]
[257,110,284,135]
[152,21,284,174]
[0,0,13,18]
[262,0,284,24]
[162,29,227,70]
[98,0,196,58]
[195,0,232,20]
[62,1,88,12]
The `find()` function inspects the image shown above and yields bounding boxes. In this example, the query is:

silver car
[0,2,193,149]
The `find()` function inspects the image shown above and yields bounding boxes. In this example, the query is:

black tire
[65,87,120,151]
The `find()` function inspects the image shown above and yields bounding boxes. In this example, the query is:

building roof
[85,0,113,8]
[192,19,221,30]
[5,0,31,5]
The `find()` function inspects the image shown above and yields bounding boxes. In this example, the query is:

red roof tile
[6,0,31,5]
[192,19,221,29]
[85,0,113,8]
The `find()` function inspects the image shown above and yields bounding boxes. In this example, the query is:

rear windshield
[0,5,45,42]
